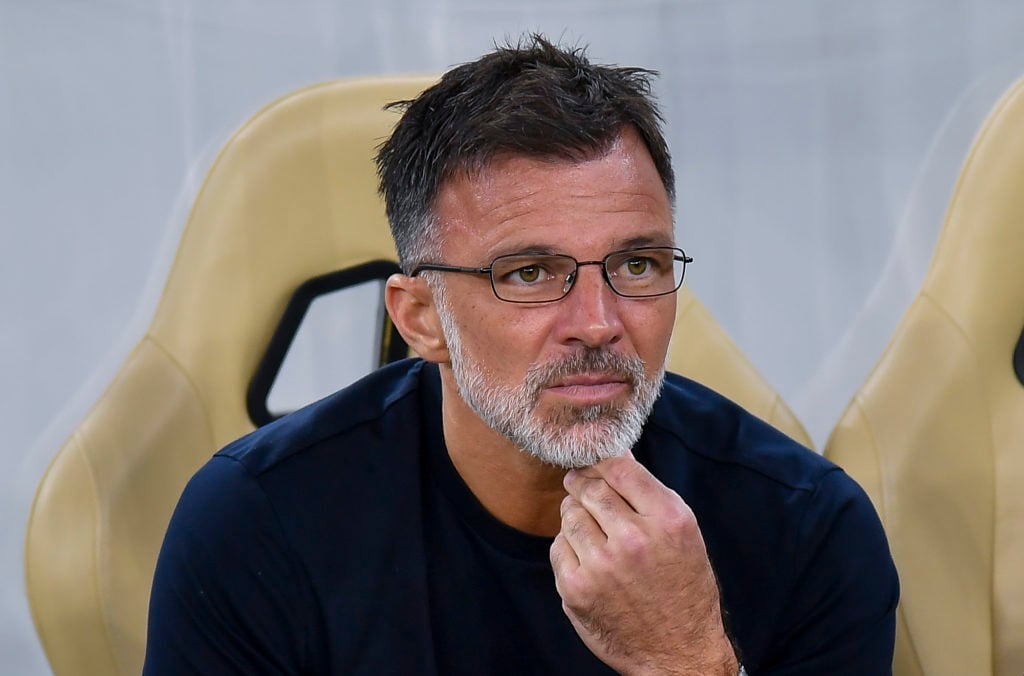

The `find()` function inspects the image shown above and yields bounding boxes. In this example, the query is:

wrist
[624,640,739,676]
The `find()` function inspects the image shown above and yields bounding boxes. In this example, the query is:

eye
[626,258,650,275]
[515,266,541,283]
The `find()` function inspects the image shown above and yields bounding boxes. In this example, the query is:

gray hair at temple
[374,33,675,273]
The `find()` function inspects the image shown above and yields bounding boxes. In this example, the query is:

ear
[384,273,449,363]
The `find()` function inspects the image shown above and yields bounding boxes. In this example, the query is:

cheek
[631,303,675,359]
[457,307,525,353]
[462,308,552,369]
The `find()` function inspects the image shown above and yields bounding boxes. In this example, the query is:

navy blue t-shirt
[144,359,898,674]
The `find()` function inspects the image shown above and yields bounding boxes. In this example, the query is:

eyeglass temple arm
[409,263,492,277]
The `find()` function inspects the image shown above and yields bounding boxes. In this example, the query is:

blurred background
[3,1,1024,671]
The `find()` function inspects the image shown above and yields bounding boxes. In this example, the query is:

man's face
[430,127,677,468]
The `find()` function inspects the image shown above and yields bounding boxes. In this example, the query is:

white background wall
[3,1,1023,672]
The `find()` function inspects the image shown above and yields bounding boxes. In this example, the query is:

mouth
[543,372,632,405]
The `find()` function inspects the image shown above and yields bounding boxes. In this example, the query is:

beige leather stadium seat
[25,75,810,676]
[668,292,812,447]
[824,77,1024,676]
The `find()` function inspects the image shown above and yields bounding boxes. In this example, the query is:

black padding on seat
[247,260,407,427]
[1014,323,1024,387]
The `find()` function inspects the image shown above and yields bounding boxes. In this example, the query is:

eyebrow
[617,234,676,249]
[489,233,676,260]
[496,245,561,258]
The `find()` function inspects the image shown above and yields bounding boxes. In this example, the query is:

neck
[439,370,567,537]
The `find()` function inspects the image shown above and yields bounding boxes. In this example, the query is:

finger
[549,532,579,591]
[563,471,638,538]
[558,494,608,562]
[567,449,640,481]
[549,531,580,572]
[586,452,679,516]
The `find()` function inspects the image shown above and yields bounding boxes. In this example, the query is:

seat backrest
[25,75,810,676]
[24,75,436,676]
[824,77,1024,676]
[668,289,812,447]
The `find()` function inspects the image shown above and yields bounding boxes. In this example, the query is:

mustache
[524,348,646,392]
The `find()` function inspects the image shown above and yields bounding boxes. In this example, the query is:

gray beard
[437,300,664,469]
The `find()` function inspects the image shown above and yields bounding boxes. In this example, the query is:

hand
[550,452,738,676]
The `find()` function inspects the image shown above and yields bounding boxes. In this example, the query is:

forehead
[432,128,674,260]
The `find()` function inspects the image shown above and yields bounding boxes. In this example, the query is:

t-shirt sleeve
[143,455,318,675]
[758,468,899,675]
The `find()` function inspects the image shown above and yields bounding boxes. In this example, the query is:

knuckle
[560,498,584,523]
[589,547,615,574]
[578,477,602,499]
[559,494,576,517]
[663,502,698,540]
[549,533,566,562]
[565,516,587,540]
[579,477,612,507]
[558,569,589,605]
[618,524,648,556]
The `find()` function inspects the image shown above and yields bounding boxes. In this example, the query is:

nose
[557,262,624,348]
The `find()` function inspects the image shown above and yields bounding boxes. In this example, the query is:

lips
[543,372,632,404]
[549,372,630,388]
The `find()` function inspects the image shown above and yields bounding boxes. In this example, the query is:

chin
[520,421,635,469]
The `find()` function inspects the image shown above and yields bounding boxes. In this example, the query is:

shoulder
[216,358,432,477]
[647,372,836,492]
[644,372,876,549]
[167,358,436,552]
[147,359,439,673]
[182,358,438,559]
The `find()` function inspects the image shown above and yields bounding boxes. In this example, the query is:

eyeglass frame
[408,246,693,304]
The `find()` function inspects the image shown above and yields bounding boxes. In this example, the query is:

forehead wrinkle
[471,187,545,225]
[476,186,667,226]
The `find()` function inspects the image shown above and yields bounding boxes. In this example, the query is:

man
[144,35,898,675]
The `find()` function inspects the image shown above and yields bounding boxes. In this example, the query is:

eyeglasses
[410,246,692,304]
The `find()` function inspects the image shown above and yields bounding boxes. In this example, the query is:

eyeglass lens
[489,247,684,302]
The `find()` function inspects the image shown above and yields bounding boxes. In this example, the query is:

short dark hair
[375,33,675,272]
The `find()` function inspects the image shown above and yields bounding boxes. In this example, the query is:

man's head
[378,35,679,468]
[376,33,675,272]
